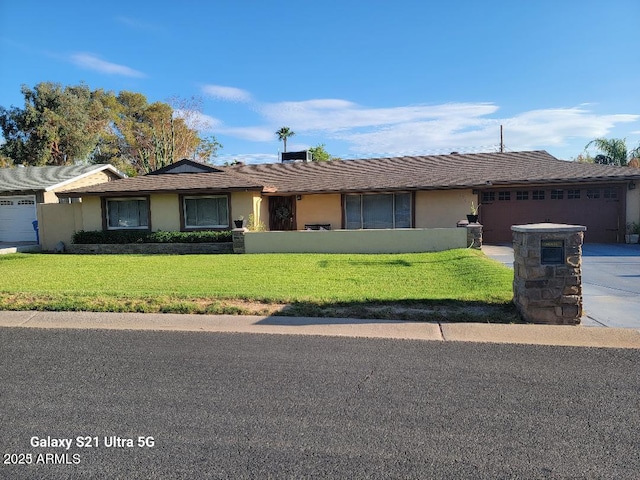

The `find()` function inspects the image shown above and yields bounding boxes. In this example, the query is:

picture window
[345,193,411,229]
[183,195,229,229]
[106,198,149,229]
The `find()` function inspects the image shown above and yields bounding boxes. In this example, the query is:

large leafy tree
[308,143,338,162]
[112,92,202,174]
[275,126,295,152]
[584,138,640,166]
[0,83,222,174]
[0,82,112,165]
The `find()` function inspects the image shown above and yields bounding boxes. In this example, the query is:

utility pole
[500,125,504,153]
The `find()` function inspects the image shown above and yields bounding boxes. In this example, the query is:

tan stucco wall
[415,189,476,228]
[295,194,342,229]
[230,191,259,225]
[58,192,263,235]
[81,197,103,231]
[37,203,83,251]
[150,194,180,231]
[244,228,467,253]
[626,187,640,226]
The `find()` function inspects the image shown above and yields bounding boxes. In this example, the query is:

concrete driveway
[0,242,40,254]
[483,243,640,328]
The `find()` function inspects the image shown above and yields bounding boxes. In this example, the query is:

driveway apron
[483,243,640,328]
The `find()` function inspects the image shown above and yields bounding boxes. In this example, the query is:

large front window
[344,193,411,229]
[183,195,229,229]
[106,198,149,229]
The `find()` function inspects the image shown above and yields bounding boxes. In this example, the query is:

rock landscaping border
[66,243,233,254]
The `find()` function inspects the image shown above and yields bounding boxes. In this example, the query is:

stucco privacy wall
[415,190,476,227]
[243,228,467,254]
[37,203,83,251]
[294,194,342,229]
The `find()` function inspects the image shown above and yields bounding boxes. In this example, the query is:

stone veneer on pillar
[512,223,586,325]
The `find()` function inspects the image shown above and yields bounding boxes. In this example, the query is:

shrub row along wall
[238,227,474,254]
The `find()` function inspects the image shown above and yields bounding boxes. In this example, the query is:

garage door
[0,195,38,242]
[480,185,623,244]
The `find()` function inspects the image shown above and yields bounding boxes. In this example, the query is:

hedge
[72,230,233,244]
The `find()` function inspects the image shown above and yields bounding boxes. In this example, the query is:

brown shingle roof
[57,151,640,197]
[57,168,268,197]
[233,150,640,194]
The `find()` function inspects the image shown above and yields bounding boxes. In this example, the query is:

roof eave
[56,185,266,198]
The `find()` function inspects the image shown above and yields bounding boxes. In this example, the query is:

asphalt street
[1,328,639,478]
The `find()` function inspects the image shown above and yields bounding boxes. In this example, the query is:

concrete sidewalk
[1,310,640,349]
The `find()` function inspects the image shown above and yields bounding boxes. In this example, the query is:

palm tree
[585,138,636,166]
[275,127,295,153]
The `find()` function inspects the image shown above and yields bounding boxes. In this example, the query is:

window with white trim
[344,193,411,229]
[106,198,149,229]
[183,195,229,229]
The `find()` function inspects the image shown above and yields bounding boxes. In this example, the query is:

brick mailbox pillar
[511,223,586,325]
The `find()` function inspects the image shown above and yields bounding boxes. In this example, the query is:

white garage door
[0,195,38,242]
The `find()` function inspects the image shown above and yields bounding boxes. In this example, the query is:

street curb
[1,311,640,349]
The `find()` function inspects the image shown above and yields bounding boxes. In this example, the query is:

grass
[0,249,518,322]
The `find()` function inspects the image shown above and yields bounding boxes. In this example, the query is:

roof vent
[450,151,459,155]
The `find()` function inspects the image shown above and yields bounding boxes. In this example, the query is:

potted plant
[466,202,479,223]
[233,216,244,229]
[626,222,640,244]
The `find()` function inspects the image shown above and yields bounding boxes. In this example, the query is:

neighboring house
[54,151,640,246]
[0,164,123,243]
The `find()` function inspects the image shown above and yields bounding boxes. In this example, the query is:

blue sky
[1,1,639,164]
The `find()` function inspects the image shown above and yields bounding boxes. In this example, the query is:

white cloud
[259,100,498,132]
[70,53,145,78]
[202,85,252,103]
[314,105,639,156]
[198,87,640,159]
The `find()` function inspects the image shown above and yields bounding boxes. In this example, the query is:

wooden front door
[269,196,296,231]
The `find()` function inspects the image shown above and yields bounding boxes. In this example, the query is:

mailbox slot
[541,240,564,265]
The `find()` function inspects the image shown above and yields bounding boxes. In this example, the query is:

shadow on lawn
[261,299,522,325]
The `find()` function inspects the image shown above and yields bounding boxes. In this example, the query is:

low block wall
[66,243,233,254]
[243,228,468,254]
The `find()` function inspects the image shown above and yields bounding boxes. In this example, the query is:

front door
[269,196,296,231]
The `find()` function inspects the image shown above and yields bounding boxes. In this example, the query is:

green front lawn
[0,249,516,321]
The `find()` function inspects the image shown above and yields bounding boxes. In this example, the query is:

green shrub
[72,230,232,244]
